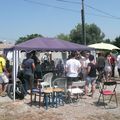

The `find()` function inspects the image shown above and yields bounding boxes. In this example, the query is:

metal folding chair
[97,81,118,108]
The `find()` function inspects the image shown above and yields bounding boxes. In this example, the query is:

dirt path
[0,84,120,120]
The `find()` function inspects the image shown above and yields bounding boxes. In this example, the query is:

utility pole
[81,0,86,45]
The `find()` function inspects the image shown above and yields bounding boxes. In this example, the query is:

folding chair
[97,81,118,108]
[67,81,83,106]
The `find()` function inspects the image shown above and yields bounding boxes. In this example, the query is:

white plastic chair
[41,72,53,89]
[52,77,67,90]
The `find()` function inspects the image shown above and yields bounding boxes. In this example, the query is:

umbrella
[88,42,120,50]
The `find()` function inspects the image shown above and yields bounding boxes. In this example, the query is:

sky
[0,0,120,43]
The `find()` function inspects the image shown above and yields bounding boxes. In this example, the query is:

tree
[104,38,111,43]
[56,33,70,41]
[86,24,105,45]
[69,23,105,45]
[70,24,83,44]
[15,34,43,44]
[112,36,120,48]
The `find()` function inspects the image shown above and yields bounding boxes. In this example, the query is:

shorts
[0,73,9,84]
[67,77,79,88]
[105,66,112,72]
[85,76,96,85]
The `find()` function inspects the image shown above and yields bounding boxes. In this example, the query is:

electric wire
[57,0,120,19]
[24,0,120,20]
[24,0,80,13]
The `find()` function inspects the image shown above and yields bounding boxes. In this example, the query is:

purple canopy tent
[12,37,94,51]
[5,37,94,101]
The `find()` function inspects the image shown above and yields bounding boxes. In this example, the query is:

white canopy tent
[88,42,120,50]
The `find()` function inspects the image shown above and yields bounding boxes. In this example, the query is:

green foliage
[112,36,120,48]
[69,23,105,45]
[86,24,105,44]
[104,38,111,43]
[56,33,70,41]
[15,23,106,46]
[15,34,43,44]
[70,24,83,44]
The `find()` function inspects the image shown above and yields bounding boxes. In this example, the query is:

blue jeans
[85,76,96,86]
[23,73,34,93]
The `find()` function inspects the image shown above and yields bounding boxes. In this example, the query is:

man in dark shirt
[84,55,97,98]
[22,53,35,94]
[31,51,39,66]
[96,52,105,73]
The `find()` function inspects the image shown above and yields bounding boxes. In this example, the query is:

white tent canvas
[88,42,120,50]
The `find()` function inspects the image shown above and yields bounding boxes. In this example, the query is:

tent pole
[12,50,19,101]
[16,50,19,75]
[13,50,16,101]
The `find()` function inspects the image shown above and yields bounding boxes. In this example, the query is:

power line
[57,0,120,19]
[56,0,80,4]
[24,0,80,13]
[23,0,120,20]
[86,12,120,20]
[85,3,120,19]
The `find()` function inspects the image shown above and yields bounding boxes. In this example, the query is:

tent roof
[11,37,94,52]
[88,42,120,50]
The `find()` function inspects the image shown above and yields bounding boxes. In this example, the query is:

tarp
[88,42,120,50]
[12,37,94,51]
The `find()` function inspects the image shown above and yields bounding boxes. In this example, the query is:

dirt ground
[0,83,120,120]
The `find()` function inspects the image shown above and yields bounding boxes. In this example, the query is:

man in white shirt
[65,52,81,88]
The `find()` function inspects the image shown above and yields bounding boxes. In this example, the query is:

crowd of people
[64,51,119,98]
[0,50,120,99]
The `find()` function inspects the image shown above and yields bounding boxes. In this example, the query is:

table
[43,87,64,110]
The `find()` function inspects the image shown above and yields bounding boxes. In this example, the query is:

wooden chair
[30,79,42,107]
